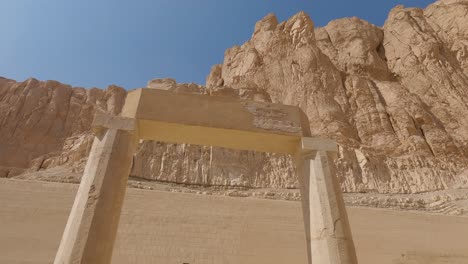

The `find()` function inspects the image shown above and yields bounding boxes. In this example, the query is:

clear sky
[1,0,435,89]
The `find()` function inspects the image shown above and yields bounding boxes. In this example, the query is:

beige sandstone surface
[1,0,468,204]
[1,179,468,264]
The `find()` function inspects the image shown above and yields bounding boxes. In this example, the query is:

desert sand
[1,178,467,264]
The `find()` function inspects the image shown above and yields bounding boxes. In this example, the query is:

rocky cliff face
[0,77,126,177]
[205,0,468,193]
[1,0,467,194]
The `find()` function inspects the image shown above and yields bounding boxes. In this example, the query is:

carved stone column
[54,114,138,264]
[296,137,358,264]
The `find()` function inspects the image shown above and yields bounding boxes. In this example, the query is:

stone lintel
[119,88,316,154]
[300,137,337,153]
[92,113,137,135]
[121,88,311,137]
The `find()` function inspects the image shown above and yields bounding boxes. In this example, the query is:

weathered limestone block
[296,138,357,264]
[54,115,137,264]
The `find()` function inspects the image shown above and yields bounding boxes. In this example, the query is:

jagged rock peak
[284,11,316,44]
[253,13,278,35]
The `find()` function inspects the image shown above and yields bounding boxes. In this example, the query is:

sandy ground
[0,179,467,264]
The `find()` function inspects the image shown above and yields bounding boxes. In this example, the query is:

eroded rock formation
[0,77,126,177]
[205,0,468,193]
[1,0,467,194]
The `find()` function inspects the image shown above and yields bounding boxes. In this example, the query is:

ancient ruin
[54,89,357,264]
[2,1,467,202]
[1,1,468,263]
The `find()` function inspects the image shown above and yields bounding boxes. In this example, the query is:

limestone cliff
[0,77,126,177]
[1,0,467,194]
[206,0,468,193]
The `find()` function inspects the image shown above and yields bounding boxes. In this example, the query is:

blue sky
[0,0,435,89]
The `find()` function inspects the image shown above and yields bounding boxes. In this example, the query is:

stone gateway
[54,89,358,264]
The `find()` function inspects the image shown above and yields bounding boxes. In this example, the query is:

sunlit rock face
[0,77,126,177]
[1,0,468,194]
[205,1,468,193]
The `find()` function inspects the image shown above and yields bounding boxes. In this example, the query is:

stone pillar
[54,114,138,264]
[295,137,358,264]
